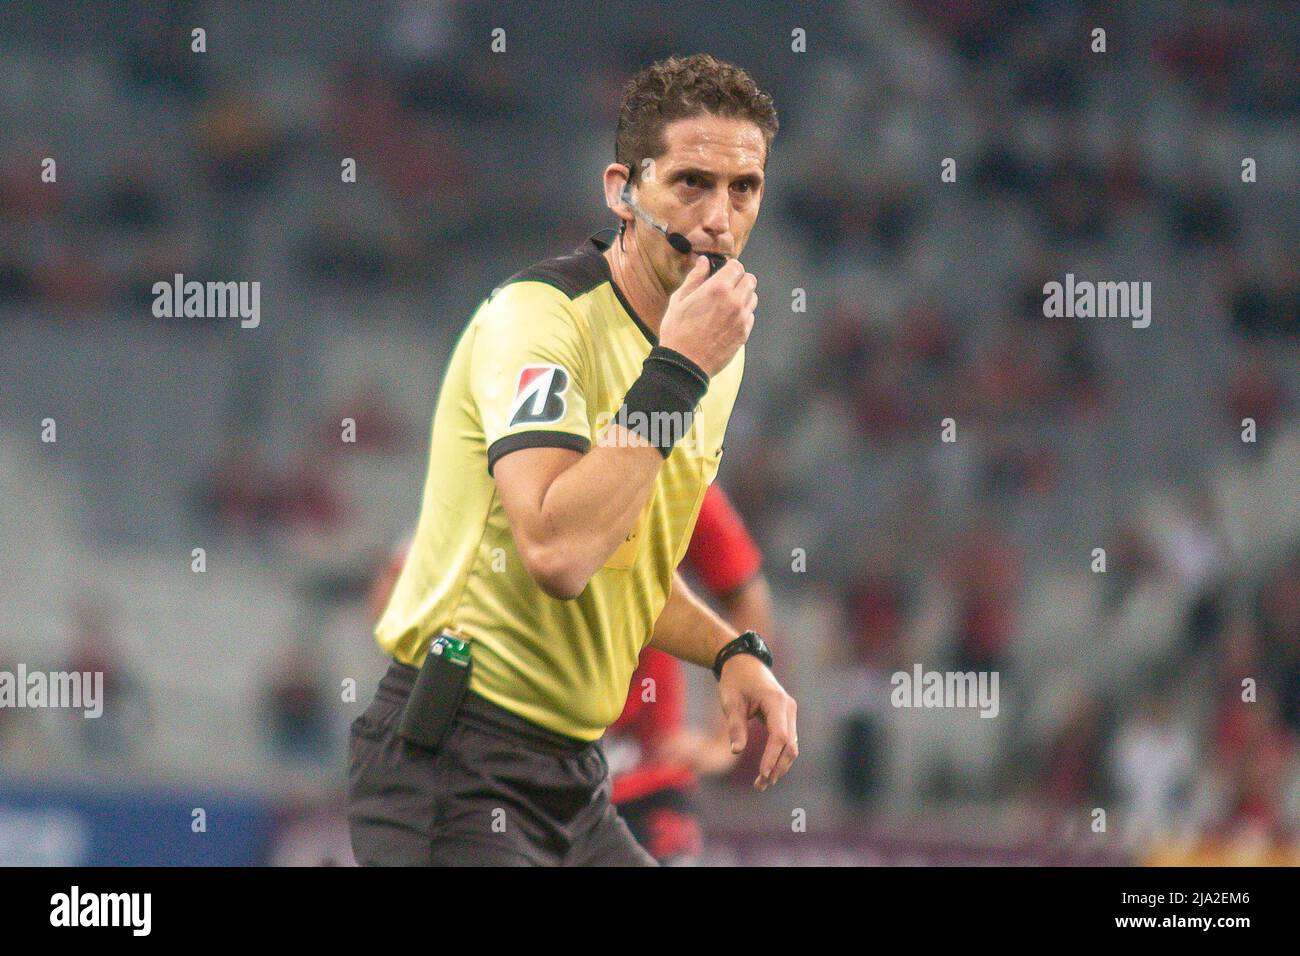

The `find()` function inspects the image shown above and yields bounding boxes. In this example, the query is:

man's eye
[733,181,751,193]
[683,175,702,188]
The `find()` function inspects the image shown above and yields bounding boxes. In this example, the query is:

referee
[348,53,797,866]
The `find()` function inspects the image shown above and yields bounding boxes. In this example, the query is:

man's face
[633,113,766,287]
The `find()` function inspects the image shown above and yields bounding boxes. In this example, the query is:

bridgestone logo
[508,365,569,425]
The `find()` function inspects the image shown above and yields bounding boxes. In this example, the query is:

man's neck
[603,243,668,339]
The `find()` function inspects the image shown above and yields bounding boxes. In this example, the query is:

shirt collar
[583,229,657,345]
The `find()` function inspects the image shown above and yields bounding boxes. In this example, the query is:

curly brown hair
[615,53,779,185]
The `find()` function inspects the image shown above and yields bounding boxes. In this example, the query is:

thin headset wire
[618,165,634,250]
[620,167,663,251]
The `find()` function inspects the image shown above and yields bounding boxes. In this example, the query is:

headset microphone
[619,182,729,276]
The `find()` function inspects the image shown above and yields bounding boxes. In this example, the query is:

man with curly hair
[349,53,796,866]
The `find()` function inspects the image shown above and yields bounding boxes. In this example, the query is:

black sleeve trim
[487,430,590,475]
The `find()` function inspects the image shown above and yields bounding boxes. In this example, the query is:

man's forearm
[499,341,713,596]
[720,574,774,637]
[649,570,737,668]
[537,428,663,577]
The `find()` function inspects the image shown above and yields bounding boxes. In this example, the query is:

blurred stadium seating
[0,0,1296,864]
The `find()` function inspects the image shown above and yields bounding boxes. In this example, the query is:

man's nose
[700,187,731,238]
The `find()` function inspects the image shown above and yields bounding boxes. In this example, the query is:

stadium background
[0,0,1296,865]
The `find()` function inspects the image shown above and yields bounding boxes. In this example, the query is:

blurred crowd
[1038,541,1300,850]
[1,0,1296,856]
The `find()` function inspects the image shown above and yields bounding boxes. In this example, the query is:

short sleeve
[470,281,593,475]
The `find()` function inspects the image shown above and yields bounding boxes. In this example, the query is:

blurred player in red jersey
[366,482,773,866]
[604,482,774,865]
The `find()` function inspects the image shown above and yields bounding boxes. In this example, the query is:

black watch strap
[712,631,773,681]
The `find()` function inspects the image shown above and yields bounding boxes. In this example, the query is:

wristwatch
[712,631,773,681]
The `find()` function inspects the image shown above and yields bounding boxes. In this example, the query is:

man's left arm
[649,570,798,790]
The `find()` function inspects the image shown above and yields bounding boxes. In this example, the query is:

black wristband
[712,631,773,681]
[613,346,710,457]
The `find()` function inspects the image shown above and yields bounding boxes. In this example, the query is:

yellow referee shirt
[375,229,745,740]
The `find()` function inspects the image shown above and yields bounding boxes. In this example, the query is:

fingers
[733,272,758,315]
[754,696,799,791]
[706,265,757,322]
[740,285,758,334]
[772,697,799,783]
[723,694,748,755]
[754,705,787,790]
[724,262,755,294]
[675,254,712,297]
[711,256,744,285]
[698,257,749,293]
[686,259,756,327]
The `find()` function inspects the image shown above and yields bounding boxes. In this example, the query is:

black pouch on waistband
[397,633,472,752]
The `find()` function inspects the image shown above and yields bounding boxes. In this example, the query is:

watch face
[744,632,771,663]
[715,633,772,680]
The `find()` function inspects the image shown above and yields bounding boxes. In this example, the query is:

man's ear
[603,163,635,226]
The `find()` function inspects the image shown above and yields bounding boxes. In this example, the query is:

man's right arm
[491,254,756,600]
[493,435,662,600]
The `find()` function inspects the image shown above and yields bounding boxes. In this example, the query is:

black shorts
[347,660,656,866]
